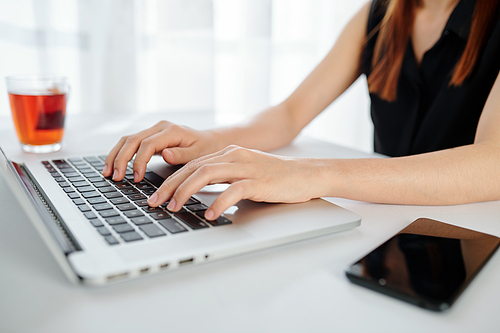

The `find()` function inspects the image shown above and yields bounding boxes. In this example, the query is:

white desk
[1,112,500,333]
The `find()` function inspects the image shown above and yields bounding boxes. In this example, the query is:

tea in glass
[6,76,69,153]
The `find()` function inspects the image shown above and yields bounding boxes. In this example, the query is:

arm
[319,69,500,205]
[103,2,371,181]
[154,70,500,219]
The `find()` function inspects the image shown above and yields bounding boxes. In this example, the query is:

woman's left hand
[147,145,322,220]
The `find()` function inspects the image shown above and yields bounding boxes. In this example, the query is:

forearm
[209,103,299,152]
[312,143,500,205]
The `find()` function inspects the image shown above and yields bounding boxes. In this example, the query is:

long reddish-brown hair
[367,0,499,102]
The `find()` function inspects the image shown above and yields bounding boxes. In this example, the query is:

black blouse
[362,0,500,157]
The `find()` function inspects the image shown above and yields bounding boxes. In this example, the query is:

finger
[204,180,254,220]
[148,161,246,208]
[102,136,127,177]
[110,124,167,181]
[168,162,249,211]
[132,130,183,182]
[148,146,247,206]
[162,146,201,165]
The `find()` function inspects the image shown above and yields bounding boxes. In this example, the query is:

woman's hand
[102,121,222,182]
[147,145,323,220]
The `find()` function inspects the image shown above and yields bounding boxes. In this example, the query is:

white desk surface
[1,112,500,333]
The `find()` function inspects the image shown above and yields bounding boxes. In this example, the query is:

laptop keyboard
[42,156,232,246]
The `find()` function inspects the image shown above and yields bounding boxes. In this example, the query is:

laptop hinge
[12,161,81,255]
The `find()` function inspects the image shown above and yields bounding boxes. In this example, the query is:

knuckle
[158,181,172,194]
[198,164,213,175]
[156,120,170,128]
[124,135,139,146]
[139,137,155,150]
[114,155,127,166]
[232,181,247,194]
[185,159,201,172]
[119,135,130,143]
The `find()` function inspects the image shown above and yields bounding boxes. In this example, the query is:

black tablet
[345,218,500,311]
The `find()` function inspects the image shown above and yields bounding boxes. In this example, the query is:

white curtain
[0,0,373,152]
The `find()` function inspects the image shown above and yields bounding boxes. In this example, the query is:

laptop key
[82,191,101,199]
[92,181,109,188]
[68,192,81,199]
[121,188,140,195]
[73,198,86,205]
[87,176,105,183]
[140,224,166,238]
[110,197,130,205]
[128,193,147,201]
[124,210,144,218]
[87,196,106,205]
[63,187,75,193]
[83,211,97,219]
[99,209,120,218]
[142,189,156,195]
[58,181,71,188]
[97,227,111,236]
[72,180,90,187]
[104,235,119,245]
[134,199,149,207]
[207,216,232,227]
[89,219,104,227]
[143,172,165,188]
[115,183,133,189]
[158,219,188,234]
[93,203,113,211]
[174,212,209,230]
[142,206,163,213]
[121,231,143,242]
[130,216,153,225]
[113,223,135,233]
[79,205,91,212]
[105,217,127,225]
[149,211,171,220]
[186,203,208,212]
[184,197,200,206]
[116,203,137,211]
[99,186,117,193]
[104,192,122,199]
[68,176,85,183]
[77,186,95,193]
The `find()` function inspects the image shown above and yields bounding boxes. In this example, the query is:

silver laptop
[0,146,361,285]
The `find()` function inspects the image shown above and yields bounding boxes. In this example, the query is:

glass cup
[6,76,69,153]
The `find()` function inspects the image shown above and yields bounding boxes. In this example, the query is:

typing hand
[102,121,219,182]
[147,145,318,220]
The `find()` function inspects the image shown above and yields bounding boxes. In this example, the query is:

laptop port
[160,263,169,270]
[140,268,149,274]
[179,258,194,266]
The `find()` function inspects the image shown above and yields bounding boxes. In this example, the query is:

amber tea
[6,76,69,153]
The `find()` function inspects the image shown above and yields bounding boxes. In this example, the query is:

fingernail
[148,192,158,205]
[167,198,176,211]
[134,171,139,183]
[205,209,214,220]
[112,169,118,180]
[102,165,109,175]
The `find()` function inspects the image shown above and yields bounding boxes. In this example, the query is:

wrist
[303,158,346,199]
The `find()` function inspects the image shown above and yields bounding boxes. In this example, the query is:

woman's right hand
[102,120,222,182]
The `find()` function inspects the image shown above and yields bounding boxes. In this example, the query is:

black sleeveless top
[362,0,500,157]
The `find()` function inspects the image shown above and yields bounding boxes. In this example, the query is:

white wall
[0,0,373,152]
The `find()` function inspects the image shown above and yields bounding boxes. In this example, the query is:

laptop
[0,145,361,285]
